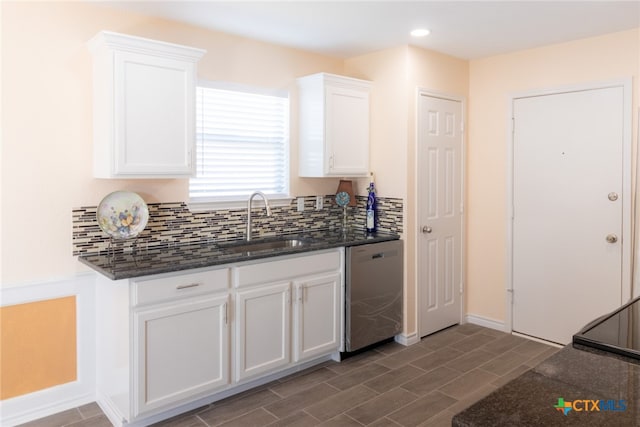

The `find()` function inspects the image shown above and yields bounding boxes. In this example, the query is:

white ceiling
[103,1,640,59]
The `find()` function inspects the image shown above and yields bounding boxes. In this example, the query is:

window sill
[187,196,293,212]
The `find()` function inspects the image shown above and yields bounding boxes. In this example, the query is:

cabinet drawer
[235,250,341,288]
[133,268,230,306]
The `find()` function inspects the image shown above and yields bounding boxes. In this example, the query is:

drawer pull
[176,282,202,290]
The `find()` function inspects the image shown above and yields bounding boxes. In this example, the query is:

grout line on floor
[195,414,211,427]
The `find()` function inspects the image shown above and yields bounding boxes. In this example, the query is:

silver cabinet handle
[422,226,432,234]
[606,234,618,244]
[176,282,202,290]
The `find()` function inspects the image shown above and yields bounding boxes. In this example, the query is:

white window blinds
[189,83,290,201]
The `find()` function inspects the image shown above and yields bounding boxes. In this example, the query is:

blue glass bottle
[366,181,377,233]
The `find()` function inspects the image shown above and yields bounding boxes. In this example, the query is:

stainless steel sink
[219,238,311,254]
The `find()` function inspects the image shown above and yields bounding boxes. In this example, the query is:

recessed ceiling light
[411,28,431,38]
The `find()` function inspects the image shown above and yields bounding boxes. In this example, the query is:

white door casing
[509,80,632,345]
[417,91,465,338]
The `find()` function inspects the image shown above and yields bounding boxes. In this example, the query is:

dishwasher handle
[353,248,400,264]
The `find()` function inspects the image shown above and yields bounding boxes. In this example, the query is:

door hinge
[460,121,465,133]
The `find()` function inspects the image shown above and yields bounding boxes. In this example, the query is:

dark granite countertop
[452,343,640,426]
[78,229,400,280]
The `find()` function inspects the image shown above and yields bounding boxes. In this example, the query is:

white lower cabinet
[234,271,342,382]
[133,294,229,416]
[293,272,341,362]
[235,282,291,382]
[95,249,342,427]
[233,250,343,384]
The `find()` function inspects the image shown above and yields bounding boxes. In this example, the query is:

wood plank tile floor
[18,324,559,427]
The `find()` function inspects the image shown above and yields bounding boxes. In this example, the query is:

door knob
[422,226,432,234]
[606,234,618,244]
[608,192,619,201]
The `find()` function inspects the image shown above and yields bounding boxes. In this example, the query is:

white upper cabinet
[297,73,371,177]
[88,31,205,178]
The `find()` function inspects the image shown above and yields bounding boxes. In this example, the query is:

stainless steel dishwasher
[345,239,403,352]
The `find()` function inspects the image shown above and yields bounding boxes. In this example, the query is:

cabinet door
[293,272,341,362]
[325,85,369,176]
[235,282,291,382]
[114,51,195,176]
[133,295,229,416]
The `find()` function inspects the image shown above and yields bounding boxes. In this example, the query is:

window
[189,81,290,205]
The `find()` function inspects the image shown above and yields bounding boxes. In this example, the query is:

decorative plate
[336,191,350,207]
[97,191,149,239]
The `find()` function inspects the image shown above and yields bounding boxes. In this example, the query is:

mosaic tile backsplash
[73,195,403,256]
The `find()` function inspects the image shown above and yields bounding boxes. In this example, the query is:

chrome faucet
[246,191,272,241]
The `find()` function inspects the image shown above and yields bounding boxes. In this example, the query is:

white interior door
[512,85,628,345]
[418,93,464,337]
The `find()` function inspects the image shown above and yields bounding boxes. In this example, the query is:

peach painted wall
[1,1,344,287]
[344,46,412,331]
[344,46,468,337]
[344,46,411,200]
[1,296,77,399]
[467,29,640,322]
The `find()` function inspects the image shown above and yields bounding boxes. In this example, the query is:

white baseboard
[2,386,96,427]
[395,332,420,346]
[0,273,97,426]
[465,313,507,332]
